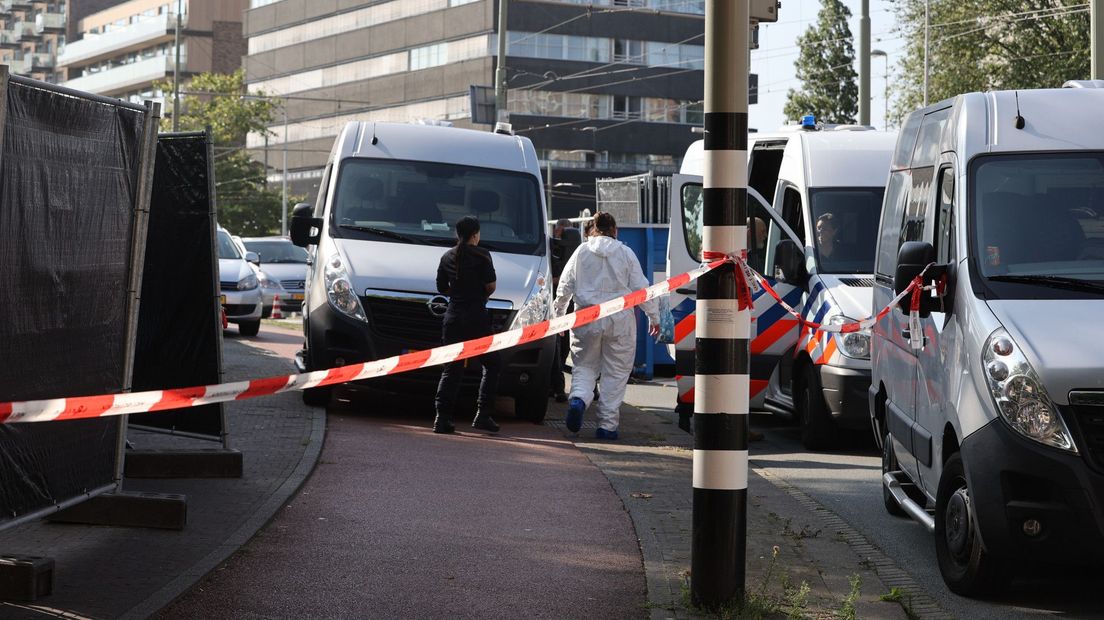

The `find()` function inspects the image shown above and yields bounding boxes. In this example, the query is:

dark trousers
[435,311,501,419]
[550,333,568,394]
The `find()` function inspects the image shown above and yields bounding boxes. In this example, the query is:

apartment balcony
[0,1,34,14]
[57,13,183,68]
[0,29,19,49]
[34,12,64,34]
[14,21,39,41]
[62,54,181,96]
[18,52,52,73]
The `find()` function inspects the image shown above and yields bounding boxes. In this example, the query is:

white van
[668,123,896,449]
[873,87,1104,595]
[289,122,555,421]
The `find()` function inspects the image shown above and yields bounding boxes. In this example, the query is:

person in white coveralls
[554,211,659,440]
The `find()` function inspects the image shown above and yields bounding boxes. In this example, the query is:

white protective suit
[554,235,659,432]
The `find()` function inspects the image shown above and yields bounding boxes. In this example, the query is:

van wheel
[799,363,838,450]
[238,320,261,337]
[882,437,908,517]
[302,385,331,408]
[935,452,1006,595]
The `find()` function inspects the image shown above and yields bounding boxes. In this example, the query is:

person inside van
[432,216,501,435]
[555,212,659,440]
[747,216,768,273]
[548,218,575,403]
[816,212,839,261]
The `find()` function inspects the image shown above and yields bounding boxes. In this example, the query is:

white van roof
[331,121,541,178]
[678,129,896,188]
[974,88,1104,153]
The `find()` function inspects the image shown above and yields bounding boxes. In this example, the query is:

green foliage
[155,70,290,236]
[784,0,858,124]
[837,574,861,620]
[891,1,1089,124]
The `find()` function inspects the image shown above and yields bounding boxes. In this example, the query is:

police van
[873,85,1104,594]
[289,121,556,422]
[668,121,896,449]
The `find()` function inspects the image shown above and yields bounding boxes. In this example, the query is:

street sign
[469,85,496,125]
[751,0,780,22]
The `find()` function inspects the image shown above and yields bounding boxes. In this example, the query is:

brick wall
[211,20,246,75]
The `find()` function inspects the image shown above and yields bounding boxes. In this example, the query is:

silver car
[241,236,309,315]
[217,228,263,336]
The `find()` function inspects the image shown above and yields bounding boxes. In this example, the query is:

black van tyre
[514,371,551,424]
[882,437,908,517]
[238,320,261,337]
[799,363,838,450]
[302,385,331,408]
[935,452,1007,595]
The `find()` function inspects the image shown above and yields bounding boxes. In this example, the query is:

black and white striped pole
[692,0,749,607]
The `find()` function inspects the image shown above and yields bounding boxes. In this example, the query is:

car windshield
[244,240,308,264]
[974,154,1104,289]
[810,187,884,274]
[217,231,241,259]
[331,158,545,255]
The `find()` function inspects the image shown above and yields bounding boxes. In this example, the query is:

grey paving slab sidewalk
[547,385,949,620]
[0,339,324,620]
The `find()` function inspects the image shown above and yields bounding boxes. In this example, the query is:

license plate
[220,294,226,305]
[291,293,304,300]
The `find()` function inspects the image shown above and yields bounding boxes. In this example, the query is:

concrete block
[47,492,187,531]
[124,449,243,479]
[0,555,53,602]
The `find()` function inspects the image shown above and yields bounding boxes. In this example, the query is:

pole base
[0,555,53,602]
[124,448,243,479]
[47,491,187,531]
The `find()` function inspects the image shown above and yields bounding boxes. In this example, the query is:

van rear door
[667,174,702,414]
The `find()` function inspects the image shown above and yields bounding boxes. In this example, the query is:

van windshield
[810,187,884,274]
[243,240,308,264]
[331,158,545,255]
[973,154,1104,295]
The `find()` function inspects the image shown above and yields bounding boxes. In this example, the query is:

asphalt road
[750,418,1104,620]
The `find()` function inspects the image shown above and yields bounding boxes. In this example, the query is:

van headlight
[828,315,870,359]
[237,274,259,291]
[324,254,367,322]
[510,273,551,330]
[982,328,1076,452]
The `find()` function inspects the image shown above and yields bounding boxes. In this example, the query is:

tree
[784,0,858,124]
[891,1,1089,123]
[155,70,291,236]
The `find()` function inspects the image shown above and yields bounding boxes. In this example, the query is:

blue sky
[750,0,903,131]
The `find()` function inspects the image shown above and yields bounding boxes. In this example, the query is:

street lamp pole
[1093,0,1103,79]
[859,0,871,125]
[281,106,288,237]
[172,0,182,131]
[872,50,888,130]
[923,0,930,106]
[494,0,509,122]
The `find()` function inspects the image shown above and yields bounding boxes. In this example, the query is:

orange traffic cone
[271,295,283,319]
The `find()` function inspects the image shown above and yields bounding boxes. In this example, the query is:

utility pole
[923,0,930,106]
[282,106,288,237]
[495,0,509,122]
[1093,0,1103,79]
[172,0,182,131]
[859,0,870,125]
[545,161,552,216]
[692,0,749,608]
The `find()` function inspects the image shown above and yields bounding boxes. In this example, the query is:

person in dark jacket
[432,216,501,434]
[548,218,574,402]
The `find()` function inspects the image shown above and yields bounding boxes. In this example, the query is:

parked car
[667,121,896,449]
[872,85,1104,595]
[232,234,284,318]
[289,121,555,418]
[241,236,309,315]
[217,227,263,336]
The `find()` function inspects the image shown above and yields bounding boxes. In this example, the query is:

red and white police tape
[0,256,935,424]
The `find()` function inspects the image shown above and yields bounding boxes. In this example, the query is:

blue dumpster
[616,224,673,380]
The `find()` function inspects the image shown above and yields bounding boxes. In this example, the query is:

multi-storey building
[242,0,707,218]
[57,0,246,108]
[0,1,68,83]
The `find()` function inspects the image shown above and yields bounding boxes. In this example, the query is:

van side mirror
[244,251,260,265]
[290,203,322,247]
[774,239,807,285]
[894,241,941,317]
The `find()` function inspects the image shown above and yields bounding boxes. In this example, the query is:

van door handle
[676,288,696,295]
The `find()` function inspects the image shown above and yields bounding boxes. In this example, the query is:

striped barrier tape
[0,259,727,424]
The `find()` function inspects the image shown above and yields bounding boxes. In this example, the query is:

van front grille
[1067,395,1104,473]
[361,296,511,348]
[839,277,876,287]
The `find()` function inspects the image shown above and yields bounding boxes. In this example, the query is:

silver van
[871,86,1104,595]
[289,122,555,421]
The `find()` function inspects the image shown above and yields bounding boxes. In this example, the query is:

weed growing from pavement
[880,587,919,620]
[837,574,861,620]
[679,546,811,619]
[781,518,822,542]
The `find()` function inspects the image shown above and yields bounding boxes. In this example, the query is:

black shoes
[472,413,500,433]
[551,391,568,403]
[432,415,455,434]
